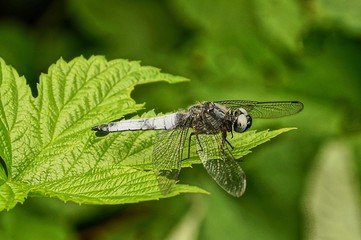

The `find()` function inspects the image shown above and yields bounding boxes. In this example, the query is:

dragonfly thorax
[233,108,252,133]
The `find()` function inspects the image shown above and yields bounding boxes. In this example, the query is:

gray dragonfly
[92,100,303,197]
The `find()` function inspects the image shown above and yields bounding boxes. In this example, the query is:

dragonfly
[92,100,303,197]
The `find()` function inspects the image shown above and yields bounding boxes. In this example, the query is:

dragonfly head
[234,108,252,133]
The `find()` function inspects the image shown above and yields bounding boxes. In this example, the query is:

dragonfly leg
[194,134,203,152]
[225,138,234,149]
[221,131,234,151]
[180,132,197,162]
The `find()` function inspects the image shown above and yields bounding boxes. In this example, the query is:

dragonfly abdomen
[92,113,179,132]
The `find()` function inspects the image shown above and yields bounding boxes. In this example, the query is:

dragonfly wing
[214,100,303,118]
[152,127,188,194]
[196,133,246,197]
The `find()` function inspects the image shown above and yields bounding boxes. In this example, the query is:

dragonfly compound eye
[234,108,252,133]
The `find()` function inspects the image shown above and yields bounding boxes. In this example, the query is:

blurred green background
[0,0,360,239]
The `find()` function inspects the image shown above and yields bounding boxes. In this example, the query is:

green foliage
[0,56,194,210]
[0,56,294,211]
[304,140,361,240]
[0,0,360,239]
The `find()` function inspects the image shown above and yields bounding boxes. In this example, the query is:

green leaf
[304,140,361,240]
[0,182,30,210]
[253,0,305,51]
[0,55,296,211]
[231,128,296,159]
[0,56,195,210]
[0,57,36,179]
[313,0,361,34]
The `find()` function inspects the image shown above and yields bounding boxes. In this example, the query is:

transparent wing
[152,127,188,194]
[214,100,304,118]
[195,133,246,197]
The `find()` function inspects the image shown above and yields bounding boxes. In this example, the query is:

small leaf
[231,128,296,159]
[0,182,30,210]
